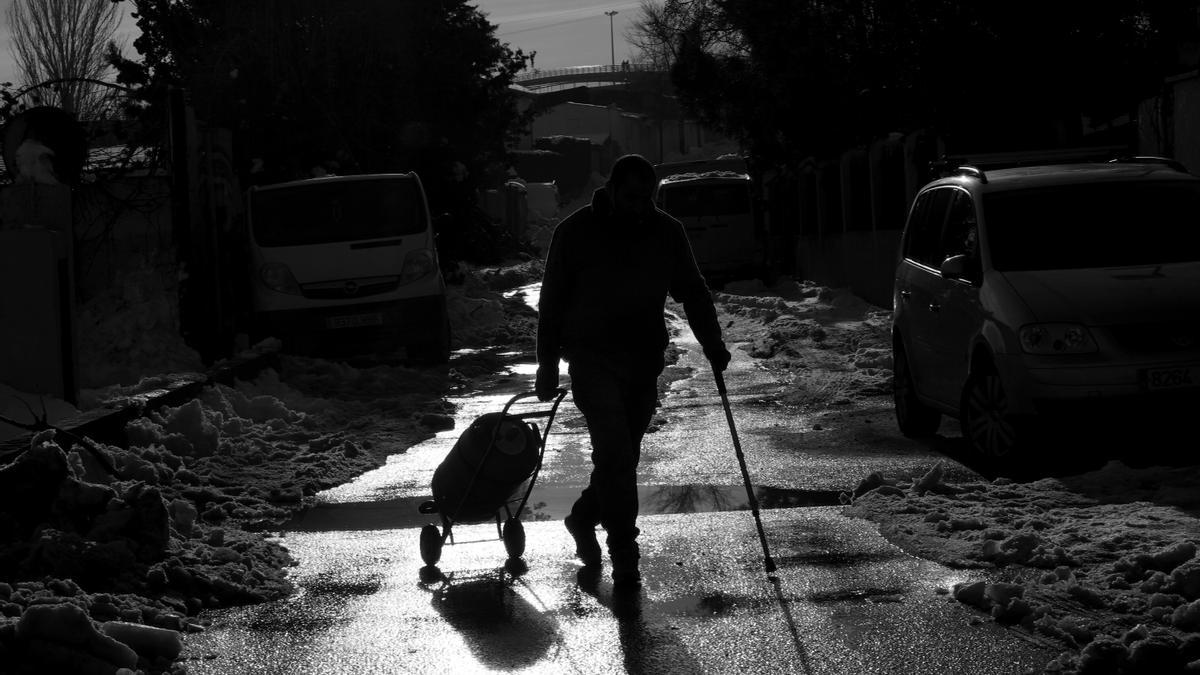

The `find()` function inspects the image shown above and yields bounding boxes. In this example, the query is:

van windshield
[250,177,426,247]
[984,180,1200,271]
[659,182,751,218]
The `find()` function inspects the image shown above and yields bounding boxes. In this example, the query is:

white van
[244,173,450,362]
[654,158,767,284]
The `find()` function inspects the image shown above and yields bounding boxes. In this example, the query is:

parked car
[655,157,770,285]
[891,158,1200,464]
[244,173,451,363]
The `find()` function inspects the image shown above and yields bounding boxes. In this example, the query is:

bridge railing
[515,62,658,85]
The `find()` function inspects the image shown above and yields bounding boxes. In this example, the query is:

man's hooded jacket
[536,186,724,377]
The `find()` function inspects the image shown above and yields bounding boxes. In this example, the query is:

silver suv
[891,158,1200,464]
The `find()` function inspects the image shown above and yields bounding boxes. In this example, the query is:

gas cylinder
[431,412,539,522]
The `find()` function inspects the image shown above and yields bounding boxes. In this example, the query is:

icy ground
[717,277,1200,674]
[0,261,1197,674]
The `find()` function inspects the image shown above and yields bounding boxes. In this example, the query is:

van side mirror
[940,254,978,284]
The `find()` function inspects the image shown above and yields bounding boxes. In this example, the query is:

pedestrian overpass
[514,63,663,92]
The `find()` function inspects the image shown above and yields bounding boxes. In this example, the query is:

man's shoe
[611,567,642,591]
[610,547,641,591]
[564,515,602,567]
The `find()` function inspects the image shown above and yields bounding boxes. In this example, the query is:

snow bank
[716,278,892,406]
[0,261,522,673]
[842,460,1200,673]
[0,349,452,672]
[75,261,204,389]
[0,429,296,672]
[445,261,540,350]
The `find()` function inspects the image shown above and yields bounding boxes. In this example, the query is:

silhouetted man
[535,153,731,590]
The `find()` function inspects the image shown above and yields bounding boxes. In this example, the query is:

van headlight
[1019,323,1097,354]
[400,249,437,285]
[259,263,302,295]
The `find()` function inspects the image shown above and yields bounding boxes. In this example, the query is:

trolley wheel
[420,524,443,566]
[502,518,526,559]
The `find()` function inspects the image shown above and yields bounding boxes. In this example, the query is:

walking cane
[713,367,778,576]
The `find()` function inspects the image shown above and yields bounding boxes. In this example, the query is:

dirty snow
[841,459,1200,673]
[1,254,1197,674]
[715,277,894,408]
[0,261,539,673]
[75,261,206,389]
[711,279,1200,674]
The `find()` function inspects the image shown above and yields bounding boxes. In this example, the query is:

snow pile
[0,351,454,673]
[843,460,1200,673]
[520,182,560,255]
[716,278,893,407]
[0,261,528,673]
[445,262,540,350]
[75,261,205,389]
[0,429,294,673]
[524,213,557,254]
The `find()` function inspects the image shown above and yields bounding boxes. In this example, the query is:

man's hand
[535,365,560,401]
[705,342,732,373]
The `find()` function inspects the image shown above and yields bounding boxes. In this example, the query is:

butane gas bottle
[431,412,539,523]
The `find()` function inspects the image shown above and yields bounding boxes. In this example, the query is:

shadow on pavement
[765,575,817,675]
[568,567,816,674]
[418,563,560,670]
[572,568,709,674]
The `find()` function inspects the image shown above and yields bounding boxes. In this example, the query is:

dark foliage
[109,0,533,210]
[664,0,1200,163]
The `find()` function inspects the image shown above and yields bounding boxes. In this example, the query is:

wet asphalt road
[178,322,1057,673]
[181,509,1058,674]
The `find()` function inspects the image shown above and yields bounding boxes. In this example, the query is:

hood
[590,186,613,218]
[587,186,660,229]
[1000,263,1200,325]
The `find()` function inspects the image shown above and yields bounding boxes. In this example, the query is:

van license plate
[1143,366,1199,391]
[326,313,384,329]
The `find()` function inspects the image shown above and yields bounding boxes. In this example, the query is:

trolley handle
[500,388,569,418]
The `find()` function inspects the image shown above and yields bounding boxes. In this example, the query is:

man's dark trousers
[567,356,658,560]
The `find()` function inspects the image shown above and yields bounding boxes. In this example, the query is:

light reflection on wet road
[178,286,1053,673]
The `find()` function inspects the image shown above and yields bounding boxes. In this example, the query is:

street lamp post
[604,10,618,68]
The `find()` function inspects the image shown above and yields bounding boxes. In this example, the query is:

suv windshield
[251,177,426,247]
[984,180,1200,271]
[659,183,751,218]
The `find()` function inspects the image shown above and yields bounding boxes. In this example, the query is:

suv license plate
[1143,366,1200,391]
[326,313,384,330]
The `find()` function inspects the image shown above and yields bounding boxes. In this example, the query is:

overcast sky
[477,0,643,69]
[0,1,641,89]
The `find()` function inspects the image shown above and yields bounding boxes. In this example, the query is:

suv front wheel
[960,362,1028,465]
[893,343,941,437]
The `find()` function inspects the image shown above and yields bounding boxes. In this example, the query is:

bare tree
[625,0,744,69]
[6,0,124,119]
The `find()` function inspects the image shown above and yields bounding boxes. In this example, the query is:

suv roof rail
[941,145,1131,170]
[931,158,988,183]
[1107,155,1189,173]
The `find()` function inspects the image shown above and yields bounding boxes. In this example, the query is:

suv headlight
[1019,323,1098,354]
[399,249,437,285]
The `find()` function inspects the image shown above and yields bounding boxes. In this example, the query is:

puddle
[282,484,842,533]
[302,572,382,597]
[807,587,909,604]
[638,484,842,515]
[771,550,904,568]
[654,591,746,618]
